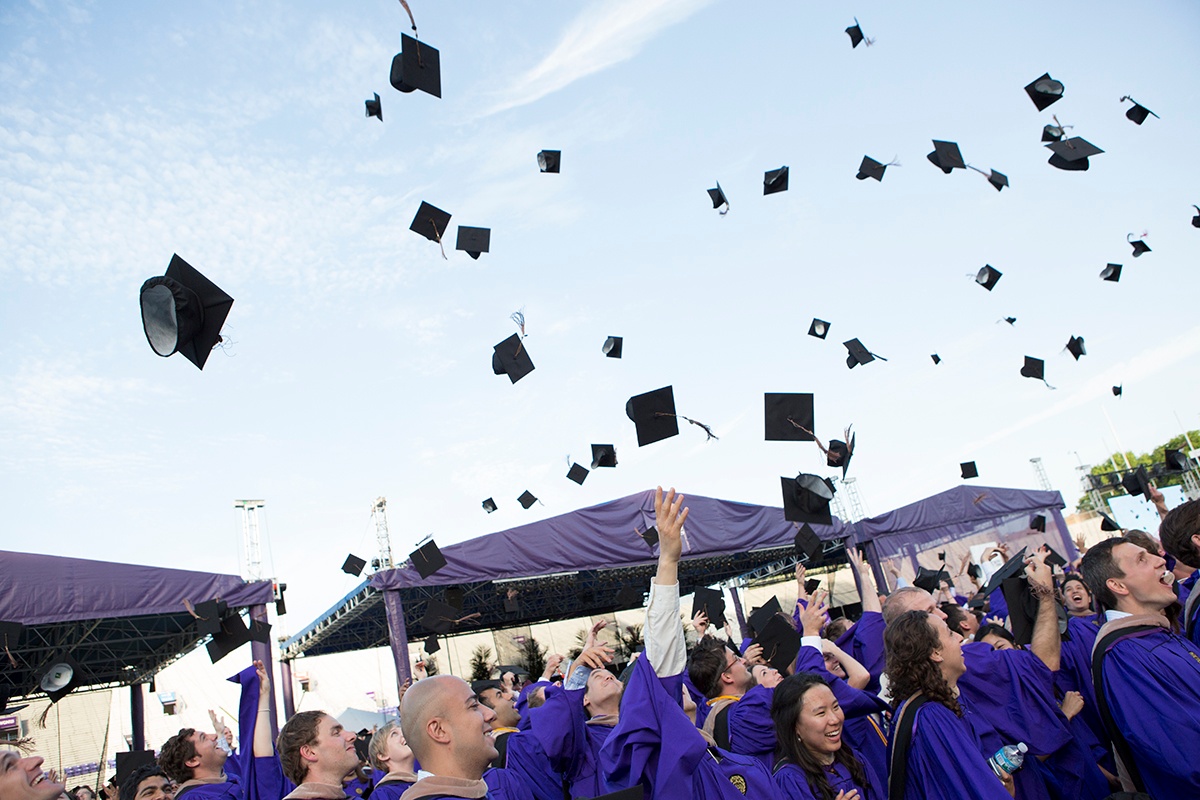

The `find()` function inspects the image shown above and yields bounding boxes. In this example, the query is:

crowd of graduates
[7,488,1200,800]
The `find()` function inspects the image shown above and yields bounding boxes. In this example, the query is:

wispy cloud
[482,0,714,117]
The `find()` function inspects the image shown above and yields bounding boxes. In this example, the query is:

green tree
[469,644,494,681]
[567,627,589,660]
[613,624,644,662]
[1076,430,1198,512]
[517,636,548,678]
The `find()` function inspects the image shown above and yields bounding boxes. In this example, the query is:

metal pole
[280,660,296,719]
[130,683,145,751]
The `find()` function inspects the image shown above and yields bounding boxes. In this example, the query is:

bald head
[399,675,497,779]
[400,675,458,762]
[882,586,946,625]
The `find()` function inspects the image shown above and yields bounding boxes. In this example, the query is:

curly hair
[1160,499,1200,569]
[120,764,167,800]
[771,672,872,800]
[157,728,198,784]
[884,610,961,716]
[686,636,730,699]
[276,710,326,785]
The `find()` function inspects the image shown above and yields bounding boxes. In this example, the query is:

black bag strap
[1185,585,1200,638]
[887,692,929,800]
[713,702,733,751]
[1091,624,1159,793]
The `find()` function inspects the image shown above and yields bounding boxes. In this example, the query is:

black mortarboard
[410,201,452,244]
[600,335,624,359]
[794,523,822,561]
[342,554,367,576]
[639,526,659,547]
[455,226,490,259]
[0,620,22,654]
[845,19,865,48]
[518,490,538,509]
[353,732,371,763]
[1193,205,1200,228]
[482,498,498,513]
[804,577,822,595]
[1121,97,1159,125]
[140,254,234,370]
[1099,511,1121,531]
[931,354,941,365]
[1042,124,1065,143]
[938,552,947,562]
[1030,514,1046,533]
[1020,356,1045,381]
[591,444,617,468]
[856,156,887,181]
[365,92,382,121]
[927,140,965,173]
[626,386,679,446]
[1112,385,1123,397]
[0,688,27,715]
[827,434,854,478]
[1100,263,1122,282]
[1042,546,1067,568]
[38,652,81,702]
[913,566,950,593]
[492,333,535,383]
[781,474,836,526]
[753,614,801,673]
[980,546,1029,598]
[444,586,465,611]
[115,751,157,790]
[1046,137,1103,170]
[967,563,982,580]
[844,338,880,368]
[537,150,561,173]
[1024,73,1064,111]
[423,635,440,654]
[421,598,460,635]
[472,679,503,697]
[193,599,227,636]
[1128,236,1151,257]
[207,614,252,663]
[616,585,644,608]
[1121,465,1152,498]
[986,170,1008,192]
[410,539,447,579]
[1066,335,1086,360]
[808,318,830,339]
[960,461,978,479]
[567,463,589,485]
[975,265,1002,291]
[764,166,789,195]
[707,182,728,213]
[592,787,644,800]
[764,393,815,442]
[390,33,441,98]
[691,587,726,628]
[1165,449,1190,472]
[249,619,272,645]
[504,593,520,613]
[748,596,783,635]
[1003,316,1017,325]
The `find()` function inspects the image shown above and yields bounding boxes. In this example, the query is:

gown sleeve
[228,666,284,800]
[901,702,1012,800]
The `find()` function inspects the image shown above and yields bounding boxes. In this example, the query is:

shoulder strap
[713,702,732,751]
[1185,586,1200,637]
[1090,624,1159,793]
[887,692,929,800]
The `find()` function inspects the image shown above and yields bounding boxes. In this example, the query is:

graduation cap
[1001,316,1017,325]
[410,201,452,250]
[492,333,535,384]
[856,156,890,181]
[691,587,726,628]
[192,599,228,636]
[342,554,367,577]
[844,338,886,368]
[1099,511,1121,531]
[913,566,950,593]
[986,170,1008,192]
[207,614,252,663]
[753,614,801,673]
[455,226,490,259]
[518,490,538,509]
[931,354,941,365]
[390,33,441,98]
[1100,263,1122,282]
[845,18,868,48]
[1128,234,1151,257]
[1193,205,1200,228]
[615,585,645,608]
[748,596,783,635]
[567,463,589,485]
[444,586,465,611]
[1112,385,1123,397]
[249,619,272,645]
[975,265,1002,291]
[927,140,965,173]
[114,751,157,792]
[1165,449,1190,472]
[1046,137,1103,170]
[626,387,717,445]
[980,546,1029,598]
[967,563,982,580]
[602,336,623,358]
[410,539,447,579]
[503,592,520,613]
[960,461,978,480]
[764,166,789,195]
[140,254,234,370]
[1024,73,1064,111]
[1120,96,1159,125]
[826,431,855,478]
[591,787,644,800]
[421,599,463,635]
[794,523,822,562]
[808,318,830,339]
[1041,124,1065,142]
[1066,336,1086,360]
[0,688,28,715]
[1121,466,1152,498]
[353,731,371,763]
[764,393,815,442]
[1030,514,1047,533]
[537,150,561,173]
[0,619,22,656]
[781,474,836,526]
[365,92,382,120]
[707,182,729,214]
[482,498,498,513]
[423,635,441,654]
[638,526,659,547]
[590,444,617,468]
[1042,546,1067,569]
[1020,356,1054,388]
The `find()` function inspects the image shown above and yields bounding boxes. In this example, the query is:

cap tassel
[3,639,15,669]
[791,423,831,458]
[397,0,418,35]
[429,218,448,259]
[510,310,527,356]
[654,412,719,441]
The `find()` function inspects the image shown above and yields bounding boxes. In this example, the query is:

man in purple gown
[276,711,362,800]
[395,675,500,799]
[1160,499,1200,645]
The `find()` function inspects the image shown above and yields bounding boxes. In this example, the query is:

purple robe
[183,668,283,800]
[837,611,885,694]
[1055,615,1113,772]
[1182,571,1200,646]
[890,699,1010,800]
[482,767,534,800]
[527,685,613,799]
[1097,624,1200,796]
[682,671,711,729]
[365,776,413,800]
[772,760,881,800]
[599,657,778,800]
[502,731,564,800]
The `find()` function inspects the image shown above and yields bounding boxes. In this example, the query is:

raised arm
[1024,554,1061,672]
[645,486,688,676]
[847,548,881,614]
[821,640,870,690]
[252,660,274,757]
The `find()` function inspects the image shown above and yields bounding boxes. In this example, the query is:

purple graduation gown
[890,700,1010,800]
[1097,625,1200,796]
[1054,615,1114,772]
[836,611,885,695]
[772,760,881,800]
[1182,571,1200,646]
[186,668,284,800]
[527,684,613,799]
[365,776,413,800]
[600,656,779,800]
[501,731,564,800]
[483,767,534,800]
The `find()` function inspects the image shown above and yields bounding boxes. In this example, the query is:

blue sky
[2,0,1198,630]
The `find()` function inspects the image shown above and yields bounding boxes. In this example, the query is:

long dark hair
[884,610,961,716]
[771,672,871,800]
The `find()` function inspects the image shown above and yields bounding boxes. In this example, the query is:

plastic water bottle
[988,742,1028,777]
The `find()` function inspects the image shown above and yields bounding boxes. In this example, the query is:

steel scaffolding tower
[234,499,266,581]
[1030,457,1053,491]
[372,497,394,570]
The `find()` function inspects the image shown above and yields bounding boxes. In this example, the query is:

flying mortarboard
[1020,356,1055,388]
[390,33,441,98]
[1042,124,1065,142]
[444,586,465,611]
[1112,385,1123,397]
[482,498,498,513]
[748,596,783,635]
[1193,205,1200,228]
[38,652,81,702]
[707,182,729,214]
[492,333,535,383]
[844,338,886,368]
[192,599,228,636]
[1066,335,1086,360]
[207,614,252,664]
[781,474,836,526]
[455,226,490,259]
[764,393,815,441]
[1030,514,1047,533]
[960,461,978,479]
[410,539,447,579]
[1099,511,1121,531]
[567,462,589,485]
[1024,73,1064,111]
[931,354,941,365]
[249,619,272,645]
[0,688,28,715]
[980,546,1029,598]
[602,336,623,358]
[845,18,867,48]
[794,523,822,562]
[927,140,965,173]
[638,526,659,547]
[1121,465,1152,498]
[114,751,157,791]
[826,432,855,477]
[753,614,801,673]
[537,150,561,173]
[342,554,367,576]
[626,387,716,444]
[1128,234,1150,257]
[1002,316,1017,325]
[409,201,452,250]
[140,254,234,370]
[365,92,382,121]
[808,318,831,339]
[967,563,982,580]
[590,444,617,469]
[518,490,538,509]
[421,598,462,635]
[1042,546,1067,569]
[986,170,1008,192]
[856,156,888,182]
[975,265,1002,291]
[691,587,726,628]
[1046,137,1103,171]
[913,566,950,593]
[764,166,789,195]
[423,635,440,654]
[1100,263,1122,282]
[1120,96,1159,125]
[615,585,644,609]
[1165,449,1190,472]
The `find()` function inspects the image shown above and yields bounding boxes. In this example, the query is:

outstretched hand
[800,590,829,637]
[254,659,270,696]
[692,609,710,637]
[655,487,688,562]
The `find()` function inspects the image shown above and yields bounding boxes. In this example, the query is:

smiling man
[121,764,176,800]
[399,674,500,799]
[1082,535,1200,796]
[0,751,67,800]
[275,711,360,800]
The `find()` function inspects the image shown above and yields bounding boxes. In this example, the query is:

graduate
[1159,499,1200,645]
[365,720,417,800]
[395,675,500,799]
[158,661,283,800]
[275,711,361,800]
[1081,536,1200,796]
[600,486,778,799]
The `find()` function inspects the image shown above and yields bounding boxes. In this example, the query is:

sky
[2,0,1199,635]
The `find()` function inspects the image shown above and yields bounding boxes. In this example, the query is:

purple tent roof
[852,484,1065,541]
[0,550,274,625]
[372,490,846,590]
